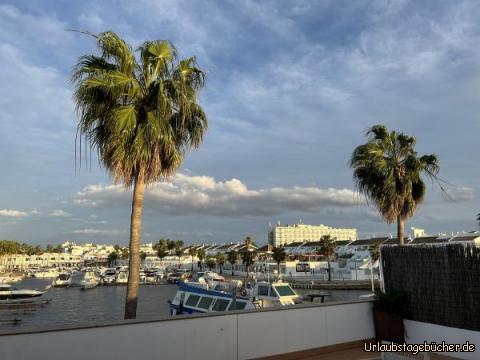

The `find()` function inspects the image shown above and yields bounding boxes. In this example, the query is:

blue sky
[0,0,479,245]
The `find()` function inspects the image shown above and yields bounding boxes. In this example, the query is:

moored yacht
[32,268,59,279]
[169,280,300,316]
[0,284,45,301]
[53,273,72,288]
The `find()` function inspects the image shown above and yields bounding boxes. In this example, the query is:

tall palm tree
[317,235,336,281]
[227,250,238,276]
[271,247,286,278]
[350,125,440,245]
[71,31,208,319]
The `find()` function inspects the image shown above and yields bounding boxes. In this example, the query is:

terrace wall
[0,300,374,360]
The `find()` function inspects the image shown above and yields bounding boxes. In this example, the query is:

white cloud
[71,228,126,236]
[0,209,29,217]
[447,187,477,202]
[74,173,362,217]
[49,209,72,217]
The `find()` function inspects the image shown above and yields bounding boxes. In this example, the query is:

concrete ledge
[0,298,374,336]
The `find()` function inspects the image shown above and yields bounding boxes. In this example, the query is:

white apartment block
[268,223,357,247]
[0,253,83,271]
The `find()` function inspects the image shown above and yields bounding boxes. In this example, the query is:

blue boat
[169,280,300,315]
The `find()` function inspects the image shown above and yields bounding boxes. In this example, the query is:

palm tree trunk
[397,215,404,246]
[124,172,145,319]
[327,258,331,281]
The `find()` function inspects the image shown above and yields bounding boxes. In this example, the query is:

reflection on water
[1,278,177,329]
[0,278,370,330]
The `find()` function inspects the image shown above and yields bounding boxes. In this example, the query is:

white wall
[404,320,480,360]
[0,301,374,360]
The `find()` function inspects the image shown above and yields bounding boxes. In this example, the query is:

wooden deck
[254,339,460,360]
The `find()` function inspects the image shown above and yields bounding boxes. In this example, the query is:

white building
[268,223,357,247]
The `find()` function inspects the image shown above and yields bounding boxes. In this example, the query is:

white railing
[0,300,374,360]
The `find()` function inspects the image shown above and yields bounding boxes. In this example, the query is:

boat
[0,284,45,300]
[115,269,128,284]
[169,280,300,316]
[53,273,72,287]
[102,268,117,285]
[79,270,100,290]
[32,268,59,279]
[0,274,24,283]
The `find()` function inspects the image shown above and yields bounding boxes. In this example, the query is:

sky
[0,0,479,246]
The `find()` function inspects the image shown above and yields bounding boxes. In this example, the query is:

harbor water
[0,278,370,330]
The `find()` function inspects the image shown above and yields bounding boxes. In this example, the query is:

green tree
[227,250,238,276]
[120,248,129,260]
[197,248,206,270]
[350,125,441,245]
[46,244,54,253]
[72,31,208,319]
[174,247,183,259]
[189,247,198,272]
[370,241,381,262]
[140,251,147,262]
[205,257,216,270]
[241,250,255,279]
[316,235,336,281]
[272,247,287,277]
[108,251,119,266]
[215,253,226,274]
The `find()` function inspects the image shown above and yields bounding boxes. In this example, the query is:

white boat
[80,271,100,290]
[115,270,128,284]
[169,280,300,316]
[33,269,59,279]
[0,284,45,301]
[53,273,71,288]
[0,275,24,283]
[102,268,117,285]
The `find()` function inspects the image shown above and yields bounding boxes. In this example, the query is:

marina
[0,277,369,329]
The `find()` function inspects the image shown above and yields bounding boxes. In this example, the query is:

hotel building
[268,223,357,247]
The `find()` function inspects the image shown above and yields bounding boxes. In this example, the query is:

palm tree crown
[72,31,207,184]
[350,125,440,245]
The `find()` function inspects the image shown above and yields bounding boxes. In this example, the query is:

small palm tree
[317,235,336,281]
[197,248,206,270]
[72,31,207,319]
[271,247,287,278]
[241,250,255,279]
[370,241,381,262]
[350,125,441,245]
[227,250,239,276]
[215,253,226,274]
[107,251,119,267]
[205,257,216,270]
[189,247,198,272]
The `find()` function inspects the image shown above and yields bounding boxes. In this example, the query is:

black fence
[381,244,480,331]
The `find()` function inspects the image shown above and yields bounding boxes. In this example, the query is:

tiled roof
[382,238,410,245]
[410,236,449,244]
[349,237,389,246]
[450,235,480,242]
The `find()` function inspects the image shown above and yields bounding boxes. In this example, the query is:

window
[212,298,229,312]
[228,301,247,310]
[258,285,269,296]
[185,294,200,307]
[274,285,296,296]
[197,296,214,310]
